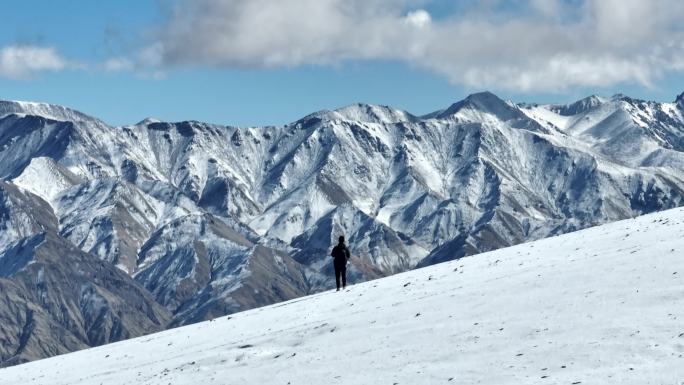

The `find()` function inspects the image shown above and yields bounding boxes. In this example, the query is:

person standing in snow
[331,235,351,291]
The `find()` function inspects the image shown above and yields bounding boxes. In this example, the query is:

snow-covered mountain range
[3,205,684,384]
[2,91,684,365]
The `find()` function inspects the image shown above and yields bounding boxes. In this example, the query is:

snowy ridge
[332,103,417,123]
[2,206,684,384]
[0,99,101,123]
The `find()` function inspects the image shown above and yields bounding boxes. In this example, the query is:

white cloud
[0,45,153,79]
[150,0,421,67]
[405,9,431,28]
[102,57,135,72]
[142,0,684,92]
[0,45,69,80]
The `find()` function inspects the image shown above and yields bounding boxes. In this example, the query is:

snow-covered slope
[3,206,684,384]
[11,157,82,201]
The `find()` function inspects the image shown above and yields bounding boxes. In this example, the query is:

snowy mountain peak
[551,94,606,116]
[676,91,684,107]
[289,110,331,131]
[610,93,629,101]
[427,91,522,122]
[332,103,416,124]
[0,100,100,123]
[464,90,505,104]
[136,117,162,126]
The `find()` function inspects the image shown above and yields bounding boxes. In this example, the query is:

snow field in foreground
[2,208,684,384]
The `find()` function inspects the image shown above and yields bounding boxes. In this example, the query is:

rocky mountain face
[2,91,684,365]
[0,182,170,366]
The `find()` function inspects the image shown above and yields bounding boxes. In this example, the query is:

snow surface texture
[2,207,684,385]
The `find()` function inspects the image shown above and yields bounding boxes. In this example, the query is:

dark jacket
[331,243,350,266]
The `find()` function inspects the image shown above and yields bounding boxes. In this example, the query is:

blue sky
[1,0,683,126]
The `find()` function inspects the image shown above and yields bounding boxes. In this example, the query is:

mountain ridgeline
[1,92,684,365]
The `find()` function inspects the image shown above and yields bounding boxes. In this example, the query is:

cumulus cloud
[148,0,412,67]
[143,0,684,91]
[0,45,70,80]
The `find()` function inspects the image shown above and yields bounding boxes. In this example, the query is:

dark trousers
[334,263,347,290]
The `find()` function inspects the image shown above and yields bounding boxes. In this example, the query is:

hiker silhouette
[331,235,351,291]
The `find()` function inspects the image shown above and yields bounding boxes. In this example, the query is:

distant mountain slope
[3,205,684,384]
[0,182,170,366]
[2,91,684,365]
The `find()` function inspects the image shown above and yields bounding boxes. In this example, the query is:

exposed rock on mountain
[0,182,170,366]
